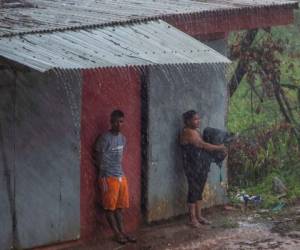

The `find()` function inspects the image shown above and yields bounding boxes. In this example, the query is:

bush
[228,122,299,187]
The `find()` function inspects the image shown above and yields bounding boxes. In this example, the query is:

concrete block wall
[145,61,228,222]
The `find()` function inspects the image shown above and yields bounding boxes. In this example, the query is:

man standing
[95,110,136,244]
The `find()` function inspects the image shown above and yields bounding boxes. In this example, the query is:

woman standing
[180,110,226,228]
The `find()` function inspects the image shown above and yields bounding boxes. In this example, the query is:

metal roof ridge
[49,61,230,73]
[0,1,298,38]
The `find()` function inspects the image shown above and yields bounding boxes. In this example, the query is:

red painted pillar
[80,67,141,239]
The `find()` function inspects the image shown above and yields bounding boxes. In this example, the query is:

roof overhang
[0,20,230,72]
[167,2,298,39]
[0,1,298,38]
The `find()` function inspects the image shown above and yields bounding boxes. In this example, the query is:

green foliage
[227,19,300,209]
[227,80,281,133]
[228,122,298,185]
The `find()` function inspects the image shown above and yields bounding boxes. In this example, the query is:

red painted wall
[80,67,141,239]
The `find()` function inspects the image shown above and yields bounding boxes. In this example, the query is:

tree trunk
[229,29,258,97]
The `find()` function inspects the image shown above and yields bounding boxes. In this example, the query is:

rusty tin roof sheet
[0,0,298,37]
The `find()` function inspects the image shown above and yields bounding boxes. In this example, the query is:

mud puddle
[163,206,300,250]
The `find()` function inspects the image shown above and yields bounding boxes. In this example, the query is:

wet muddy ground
[63,205,300,250]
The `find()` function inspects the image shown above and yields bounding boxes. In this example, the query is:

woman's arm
[182,128,226,152]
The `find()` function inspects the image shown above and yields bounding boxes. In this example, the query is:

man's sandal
[124,235,137,243]
[115,235,127,245]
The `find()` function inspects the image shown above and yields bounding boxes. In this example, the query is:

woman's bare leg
[196,200,211,225]
[188,203,201,227]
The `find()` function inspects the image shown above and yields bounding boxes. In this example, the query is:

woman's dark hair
[182,110,197,125]
[110,109,124,122]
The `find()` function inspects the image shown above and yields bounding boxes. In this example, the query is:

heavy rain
[0,1,300,250]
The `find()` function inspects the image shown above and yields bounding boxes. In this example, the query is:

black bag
[202,127,235,167]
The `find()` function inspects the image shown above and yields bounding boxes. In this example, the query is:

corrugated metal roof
[0,0,298,37]
[0,20,230,72]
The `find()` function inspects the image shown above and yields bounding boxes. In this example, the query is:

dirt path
[65,205,300,250]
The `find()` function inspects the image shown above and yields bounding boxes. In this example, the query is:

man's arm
[94,136,105,172]
[94,149,102,170]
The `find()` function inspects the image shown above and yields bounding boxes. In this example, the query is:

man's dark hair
[183,110,197,125]
[110,109,124,122]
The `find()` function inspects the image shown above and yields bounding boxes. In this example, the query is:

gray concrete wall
[0,69,81,249]
[0,70,15,250]
[146,61,228,222]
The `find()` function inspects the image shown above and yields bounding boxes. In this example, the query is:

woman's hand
[219,144,227,154]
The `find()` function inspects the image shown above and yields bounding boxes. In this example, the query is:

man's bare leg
[115,209,125,234]
[105,210,126,244]
[115,209,137,242]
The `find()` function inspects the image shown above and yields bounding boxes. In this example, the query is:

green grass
[229,165,300,209]
[229,166,300,209]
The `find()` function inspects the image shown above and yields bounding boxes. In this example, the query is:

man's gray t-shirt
[95,132,126,177]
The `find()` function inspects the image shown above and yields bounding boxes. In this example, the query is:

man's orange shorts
[99,176,129,211]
